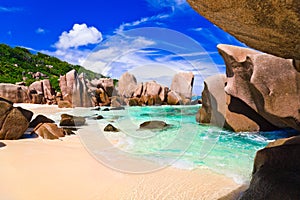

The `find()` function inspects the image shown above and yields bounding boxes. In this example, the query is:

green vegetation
[0,44,105,91]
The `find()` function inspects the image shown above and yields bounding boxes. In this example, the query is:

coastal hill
[0,43,103,91]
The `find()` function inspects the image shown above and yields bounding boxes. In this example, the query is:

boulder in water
[59,114,86,126]
[104,124,119,132]
[139,120,169,130]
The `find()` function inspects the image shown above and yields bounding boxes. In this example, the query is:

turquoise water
[56,105,298,184]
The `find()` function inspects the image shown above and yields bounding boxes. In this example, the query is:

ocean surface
[49,105,298,184]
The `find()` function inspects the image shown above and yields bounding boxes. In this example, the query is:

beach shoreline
[0,104,244,199]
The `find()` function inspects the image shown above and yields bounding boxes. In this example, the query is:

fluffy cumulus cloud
[55,23,103,49]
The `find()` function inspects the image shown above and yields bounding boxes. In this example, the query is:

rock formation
[139,121,169,130]
[239,136,300,199]
[170,72,194,99]
[117,72,137,98]
[104,124,119,132]
[114,72,194,106]
[167,91,181,105]
[29,79,55,104]
[90,78,115,97]
[198,45,300,132]
[34,123,65,140]
[0,83,31,103]
[94,85,110,106]
[29,115,55,128]
[0,97,33,139]
[59,114,86,127]
[187,0,300,61]
[59,70,92,107]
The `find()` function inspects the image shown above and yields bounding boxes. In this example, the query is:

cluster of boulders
[197,44,300,132]
[0,80,56,105]
[0,97,85,140]
[0,96,172,141]
[0,67,197,108]
[112,72,195,107]
[187,0,300,198]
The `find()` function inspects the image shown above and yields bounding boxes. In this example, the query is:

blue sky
[0,0,245,94]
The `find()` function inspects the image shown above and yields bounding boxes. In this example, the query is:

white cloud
[0,6,22,12]
[115,14,169,34]
[79,30,221,95]
[42,48,91,66]
[55,23,103,49]
[82,35,156,75]
[191,27,203,32]
[146,0,186,10]
[36,28,46,34]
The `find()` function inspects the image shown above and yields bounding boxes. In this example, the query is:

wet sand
[0,104,244,200]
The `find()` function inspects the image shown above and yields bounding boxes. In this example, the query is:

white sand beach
[0,104,244,200]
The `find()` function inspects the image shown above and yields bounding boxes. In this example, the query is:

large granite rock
[110,96,126,107]
[167,91,181,105]
[34,123,65,140]
[29,79,55,104]
[117,72,137,98]
[95,87,110,106]
[133,83,143,98]
[29,81,43,95]
[170,72,194,99]
[42,79,55,102]
[0,83,31,103]
[59,70,92,107]
[90,78,115,97]
[143,81,162,97]
[139,121,169,130]
[29,115,55,128]
[198,45,300,132]
[187,0,300,61]
[219,44,300,131]
[59,114,86,127]
[0,98,33,139]
[196,74,272,132]
[239,136,300,199]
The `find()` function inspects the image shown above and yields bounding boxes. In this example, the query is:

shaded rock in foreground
[0,98,33,139]
[0,142,6,148]
[59,114,86,126]
[239,136,300,199]
[104,124,119,132]
[29,115,55,128]
[139,120,169,130]
[187,0,300,60]
[34,123,65,139]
